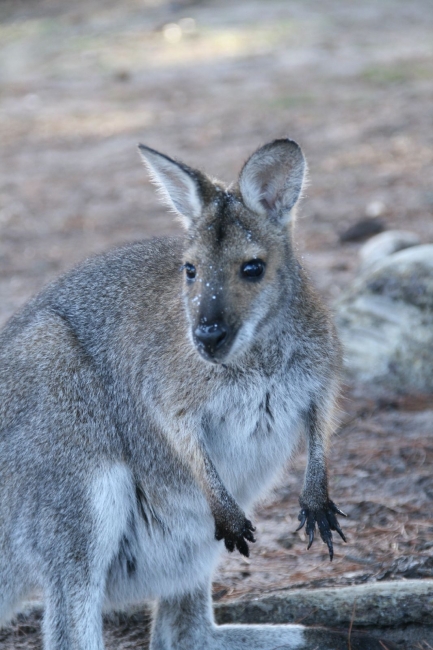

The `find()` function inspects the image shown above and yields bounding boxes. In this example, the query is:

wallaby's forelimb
[168,429,256,556]
[203,452,256,556]
[297,401,347,560]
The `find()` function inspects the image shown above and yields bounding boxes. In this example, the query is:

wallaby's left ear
[238,139,306,224]
[138,144,205,228]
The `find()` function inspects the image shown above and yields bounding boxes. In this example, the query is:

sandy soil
[1,0,433,646]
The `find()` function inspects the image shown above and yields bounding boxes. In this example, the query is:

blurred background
[1,0,433,324]
[1,0,433,627]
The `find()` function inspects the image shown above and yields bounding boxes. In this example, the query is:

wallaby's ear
[138,145,203,228]
[238,139,306,224]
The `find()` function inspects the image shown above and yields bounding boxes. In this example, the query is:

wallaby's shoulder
[0,236,185,343]
[51,235,185,308]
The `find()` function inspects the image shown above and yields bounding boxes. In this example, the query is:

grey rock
[359,229,421,270]
[215,579,433,629]
[336,244,433,392]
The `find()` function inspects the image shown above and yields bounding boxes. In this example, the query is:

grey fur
[0,139,345,649]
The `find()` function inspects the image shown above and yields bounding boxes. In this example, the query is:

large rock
[336,243,433,393]
[359,229,421,270]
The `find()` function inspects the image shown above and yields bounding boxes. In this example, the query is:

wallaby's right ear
[238,139,306,224]
[138,145,204,228]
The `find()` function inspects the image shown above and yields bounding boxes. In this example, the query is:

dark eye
[240,259,266,280]
[183,263,196,281]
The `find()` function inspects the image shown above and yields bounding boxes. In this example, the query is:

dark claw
[317,513,334,560]
[295,509,307,532]
[243,519,256,543]
[335,523,347,543]
[296,500,347,561]
[305,510,316,550]
[327,509,348,543]
[245,518,256,531]
[215,516,256,556]
[329,500,348,518]
[236,537,250,557]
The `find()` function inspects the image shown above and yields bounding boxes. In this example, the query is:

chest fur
[202,375,307,507]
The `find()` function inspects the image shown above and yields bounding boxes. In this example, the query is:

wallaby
[0,139,348,650]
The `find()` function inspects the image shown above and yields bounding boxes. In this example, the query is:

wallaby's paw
[296,500,347,561]
[215,517,256,557]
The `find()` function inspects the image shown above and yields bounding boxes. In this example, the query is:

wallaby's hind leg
[42,576,105,650]
[42,582,72,650]
[150,585,215,650]
[0,578,16,627]
[150,584,306,650]
[0,586,26,630]
[0,547,33,629]
[41,464,132,650]
[150,583,397,650]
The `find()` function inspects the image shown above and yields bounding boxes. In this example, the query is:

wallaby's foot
[214,511,256,557]
[296,500,347,561]
[214,624,400,650]
[151,586,399,650]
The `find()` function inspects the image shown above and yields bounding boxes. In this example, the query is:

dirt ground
[1,0,433,645]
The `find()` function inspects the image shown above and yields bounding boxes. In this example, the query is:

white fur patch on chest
[203,377,304,506]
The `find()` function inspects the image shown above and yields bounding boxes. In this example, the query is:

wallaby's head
[139,139,306,365]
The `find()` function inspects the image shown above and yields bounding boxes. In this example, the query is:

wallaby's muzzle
[193,320,231,362]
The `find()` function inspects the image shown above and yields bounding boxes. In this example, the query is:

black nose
[194,322,228,357]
